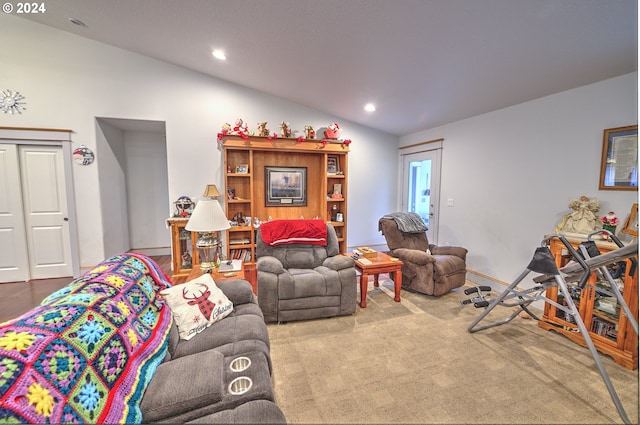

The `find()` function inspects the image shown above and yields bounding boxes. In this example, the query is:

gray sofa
[0,252,283,425]
[256,223,357,323]
[141,278,286,423]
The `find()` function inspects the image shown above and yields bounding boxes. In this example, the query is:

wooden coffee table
[353,252,403,308]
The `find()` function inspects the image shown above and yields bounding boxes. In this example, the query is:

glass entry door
[401,149,441,243]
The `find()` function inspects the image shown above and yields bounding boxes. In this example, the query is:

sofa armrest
[392,248,436,266]
[430,245,468,261]
[216,279,255,305]
[322,254,355,271]
[256,256,285,275]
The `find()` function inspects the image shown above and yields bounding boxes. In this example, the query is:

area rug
[267,278,639,424]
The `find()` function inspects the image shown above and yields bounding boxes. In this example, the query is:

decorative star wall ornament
[0,89,27,114]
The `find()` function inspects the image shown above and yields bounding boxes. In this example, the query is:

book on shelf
[591,317,618,341]
[229,248,252,262]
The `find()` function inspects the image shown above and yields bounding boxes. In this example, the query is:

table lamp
[185,185,231,272]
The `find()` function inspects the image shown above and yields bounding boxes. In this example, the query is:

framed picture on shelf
[327,155,338,175]
[236,164,249,174]
[265,166,307,206]
[599,125,638,191]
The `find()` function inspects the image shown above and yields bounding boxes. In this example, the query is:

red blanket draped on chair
[260,219,327,246]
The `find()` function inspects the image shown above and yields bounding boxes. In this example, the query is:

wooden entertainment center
[221,135,350,262]
[538,236,638,370]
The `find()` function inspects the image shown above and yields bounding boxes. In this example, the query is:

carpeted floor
[267,278,639,424]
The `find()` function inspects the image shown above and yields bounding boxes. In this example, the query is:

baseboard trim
[346,243,388,253]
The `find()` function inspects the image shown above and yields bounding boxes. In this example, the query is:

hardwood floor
[0,255,172,324]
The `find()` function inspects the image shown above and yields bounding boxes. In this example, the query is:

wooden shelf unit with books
[222,135,349,262]
[538,235,638,370]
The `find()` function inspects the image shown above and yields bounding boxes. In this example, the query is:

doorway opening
[401,145,442,244]
[95,118,170,258]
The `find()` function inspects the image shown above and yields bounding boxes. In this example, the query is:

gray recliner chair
[256,222,357,322]
[379,213,467,296]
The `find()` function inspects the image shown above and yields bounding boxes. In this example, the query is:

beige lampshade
[185,199,230,232]
[185,198,230,271]
[202,184,221,198]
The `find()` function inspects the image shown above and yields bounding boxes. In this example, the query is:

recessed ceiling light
[364,103,376,112]
[212,50,227,60]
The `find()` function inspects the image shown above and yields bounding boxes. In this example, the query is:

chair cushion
[171,305,270,360]
[278,268,341,299]
[284,248,317,268]
[432,255,466,277]
[141,350,224,422]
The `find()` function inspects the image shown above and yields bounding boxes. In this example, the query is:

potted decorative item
[324,122,342,139]
[601,211,619,236]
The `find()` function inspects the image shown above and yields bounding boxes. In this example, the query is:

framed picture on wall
[599,125,638,191]
[265,166,307,206]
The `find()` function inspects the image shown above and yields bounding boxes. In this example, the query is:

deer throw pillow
[160,273,233,340]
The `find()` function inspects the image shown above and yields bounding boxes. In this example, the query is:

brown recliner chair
[379,213,467,296]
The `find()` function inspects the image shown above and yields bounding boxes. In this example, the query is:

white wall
[124,130,170,255]
[400,72,638,287]
[2,15,635,284]
[95,119,129,258]
[0,14,398,268]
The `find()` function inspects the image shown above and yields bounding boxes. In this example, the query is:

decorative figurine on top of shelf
[600,211,619,235]
[324,122,342,139]
[174,196,194,217]
[280,121,292,138]
[217,119,250,141]
[257,121,270,137]
[304,125,316,139]
[233,118,249,137]
[554,195,601,235]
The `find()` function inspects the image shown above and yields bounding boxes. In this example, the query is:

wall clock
[0,89,27,114]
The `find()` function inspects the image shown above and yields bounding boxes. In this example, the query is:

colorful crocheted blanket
[0,253,173,424]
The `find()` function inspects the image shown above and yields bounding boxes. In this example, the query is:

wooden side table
[353,252,403,308]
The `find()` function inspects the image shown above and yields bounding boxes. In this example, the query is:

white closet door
[19,145,73,279]
[0,144,30,282]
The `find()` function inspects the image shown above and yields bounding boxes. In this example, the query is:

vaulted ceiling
[17,0,638,136]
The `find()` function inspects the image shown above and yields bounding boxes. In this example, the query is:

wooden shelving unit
[538,236,638,370]
[221,135,350,262]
